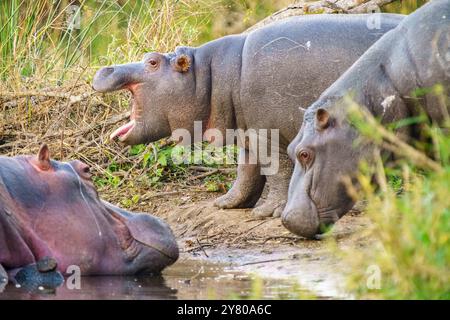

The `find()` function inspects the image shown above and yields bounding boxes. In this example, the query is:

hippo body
[0,146,179,287]
[93,14,404,217]
[284,0,450,238]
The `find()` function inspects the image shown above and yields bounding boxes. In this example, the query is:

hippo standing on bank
[284,0,449,238]
[0,145,179,287]
[93,14,404,217]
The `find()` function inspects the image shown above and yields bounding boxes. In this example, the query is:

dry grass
[0,0,241,207]
[0,82,239,208]
[0,82,135,198]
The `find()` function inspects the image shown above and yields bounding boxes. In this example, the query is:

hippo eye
[146,58,159,70]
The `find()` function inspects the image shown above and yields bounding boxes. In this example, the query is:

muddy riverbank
[150,189,373,299]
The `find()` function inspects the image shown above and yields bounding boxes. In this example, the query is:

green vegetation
[382,0,427,14]
[93,140,237,193]
[0,0,290,86]
[0,0,215,84]
[341,90,449,299]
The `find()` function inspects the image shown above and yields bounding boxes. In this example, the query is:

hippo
[283,0,449,238]
[0,145,179,287]
[93,13,404,218]
[13,257,65,292]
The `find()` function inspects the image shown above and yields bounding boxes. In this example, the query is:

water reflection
[0,275,177,300]
[0,260,310,300]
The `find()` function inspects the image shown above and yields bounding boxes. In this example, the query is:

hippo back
[240,13,405,145]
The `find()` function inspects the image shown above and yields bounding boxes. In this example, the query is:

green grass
[382,0,427,14]
[0,0,290,87]
[0,0,220,87]
[341,91,449,299]
[91,140,238,196]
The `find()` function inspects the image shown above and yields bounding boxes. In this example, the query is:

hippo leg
[252,152,293,218]
[214,148,266,209]
[14,257,64,292]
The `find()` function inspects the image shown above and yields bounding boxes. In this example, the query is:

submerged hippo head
[93,47,209,145]
[0,145,179,275]
[282,100,368,238]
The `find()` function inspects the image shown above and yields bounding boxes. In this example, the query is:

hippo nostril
[101,67,115,78]
[93,67,119,92]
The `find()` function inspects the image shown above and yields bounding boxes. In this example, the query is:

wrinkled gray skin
[284,0,450,238]
[93,14,403,218]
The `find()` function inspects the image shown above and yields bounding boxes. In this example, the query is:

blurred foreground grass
[340,89,449,299]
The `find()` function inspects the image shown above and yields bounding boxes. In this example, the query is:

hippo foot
[14,257,64,292]
[214,193,244,209]
[214,190,258,209]
[252,200,286,218]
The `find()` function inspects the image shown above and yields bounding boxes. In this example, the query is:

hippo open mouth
[93,52,196,146]
[109,85,144,142]
[92,62,157,144]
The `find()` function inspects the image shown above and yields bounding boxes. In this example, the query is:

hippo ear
[37,144,51,170]
[172,54,191,73]
[316,108,330,130]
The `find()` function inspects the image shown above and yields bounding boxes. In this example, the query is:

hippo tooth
[110,120,136,141]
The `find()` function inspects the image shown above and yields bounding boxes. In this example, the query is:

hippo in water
[93,14,404,218]
[283,0,449,238]
[0,145,179,286]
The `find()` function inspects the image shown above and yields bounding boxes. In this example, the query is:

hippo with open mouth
[0,145,179,287]
[92,13,404,218]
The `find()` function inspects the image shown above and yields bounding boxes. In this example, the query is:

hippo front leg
[252,152,293,218]
[214,148,266,209]
[14,257,64,291]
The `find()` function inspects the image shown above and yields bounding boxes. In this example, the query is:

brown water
[0,260,310,300]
